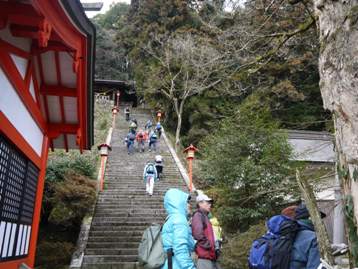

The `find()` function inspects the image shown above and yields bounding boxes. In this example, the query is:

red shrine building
[0,1,95,268]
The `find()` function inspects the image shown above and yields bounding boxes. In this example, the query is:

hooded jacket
[290,220,320,269]
[161,189,196,269]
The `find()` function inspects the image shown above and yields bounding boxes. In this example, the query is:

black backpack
[248,215,298,269]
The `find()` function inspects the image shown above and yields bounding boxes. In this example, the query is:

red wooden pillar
[28,136,49,267]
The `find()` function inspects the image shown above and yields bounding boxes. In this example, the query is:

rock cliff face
[315,0,358,212]
[314,0,358,261]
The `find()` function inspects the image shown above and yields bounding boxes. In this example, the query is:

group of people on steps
[160,188,324,269]
[124,107,162,155]
[124,107,165,196]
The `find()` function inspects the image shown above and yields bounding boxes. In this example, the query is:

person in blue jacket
[143,162,158,196]
[290,204,322,269]
[162,188,196,269]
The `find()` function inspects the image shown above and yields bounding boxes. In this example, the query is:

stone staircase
[82,107,190,269]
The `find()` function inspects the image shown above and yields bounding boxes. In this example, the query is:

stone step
[98,191,172,195]
[89,231,143,237]
[94,205,164,210]
[93,212,166,218]
[101,183,184,187]
[82,262,139,269]
[89,225,148,232]
[92,217,164,223]
[99,188,181,192]
[103,183,184,187]
[95,201,164,206]
[85,248,138,256]
[83,255,138,263]
[96,198,165,203]
[101,188,183,193]
[86,242,140,249]
[94,210,165,215]
[87,235,142,242]
[106,166,177,170]
[94,210,166,215]
[91,221,161,227]
[106,159,166,162]
[104,174,180,178]
[97,195,165,199]
[104,178,183,182]
[101,184,187,188]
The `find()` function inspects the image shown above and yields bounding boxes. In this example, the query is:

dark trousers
[156,165,163,177]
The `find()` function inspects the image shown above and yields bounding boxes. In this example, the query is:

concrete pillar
[333,172,346,244]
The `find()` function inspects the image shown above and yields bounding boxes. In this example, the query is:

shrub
[48,173,97,227]
[220,223,267,269]
[35,241,75,269]
[46,152,96,182]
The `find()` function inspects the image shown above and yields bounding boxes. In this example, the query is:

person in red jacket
[136,129,148,153]
[192,194,219,269]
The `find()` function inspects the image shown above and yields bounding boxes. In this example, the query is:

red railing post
[183,144,198,193]
[188,158,193,192]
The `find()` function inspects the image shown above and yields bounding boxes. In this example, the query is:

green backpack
[138,224,166,269]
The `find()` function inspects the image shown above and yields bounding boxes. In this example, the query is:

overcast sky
[85,0,130,18]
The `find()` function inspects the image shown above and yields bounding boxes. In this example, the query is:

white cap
[196,194,213,203]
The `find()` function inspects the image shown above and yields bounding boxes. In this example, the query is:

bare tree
[144,33,239,150]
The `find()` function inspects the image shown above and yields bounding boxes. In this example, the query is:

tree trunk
[296,170,335,265]
[174,99,185,152]
[313,0,358,265]
[175,114,182,152]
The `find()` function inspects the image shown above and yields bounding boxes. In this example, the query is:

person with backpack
[124,107,130,121]
[149,131,158,152]
[209,214,223,259]
[155,155,164,179]
[289,204,322,269]
[143,162,158,196]
[145,119,153,130]
[156,122,162,138]
[192,194,218,269]
[248,214,298,269]
[161,188,196,269]
[130,120,137,132]
[126,130,136,155]
[136,129,148,153]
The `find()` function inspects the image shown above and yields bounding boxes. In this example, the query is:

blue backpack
[150,133,157,141]
[248,215,298,269]
[146,164,155,174]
